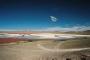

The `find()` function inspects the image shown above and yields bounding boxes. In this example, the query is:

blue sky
[0,0,90,31]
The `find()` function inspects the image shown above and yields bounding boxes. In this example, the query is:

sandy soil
[0,40,90,60]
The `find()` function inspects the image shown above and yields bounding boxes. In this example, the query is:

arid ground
[0,37,90,60]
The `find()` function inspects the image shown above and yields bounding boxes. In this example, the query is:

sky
[0,0,90,31]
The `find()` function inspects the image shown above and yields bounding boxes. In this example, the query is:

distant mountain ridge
[65,30,90,35]
[0,30,90,35]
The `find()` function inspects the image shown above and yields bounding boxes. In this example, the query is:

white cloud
[0,26,90,32]
[33,26,90,32]
[50,16,58,22]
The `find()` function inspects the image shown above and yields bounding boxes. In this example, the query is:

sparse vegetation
[0,36,90,60]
